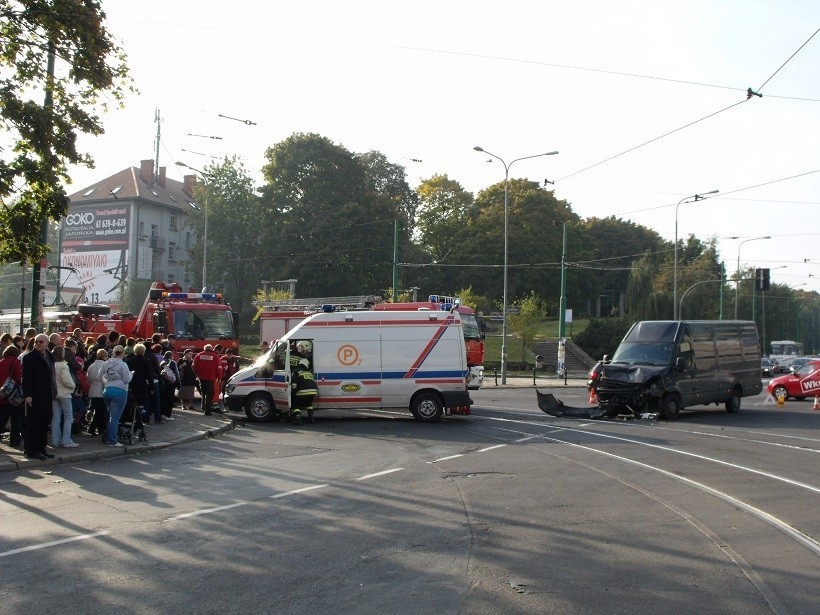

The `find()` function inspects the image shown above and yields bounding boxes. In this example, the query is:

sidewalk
[482,374,589,388]
[0,407,235,474]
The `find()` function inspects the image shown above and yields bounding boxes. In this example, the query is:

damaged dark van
[596,320,762,419]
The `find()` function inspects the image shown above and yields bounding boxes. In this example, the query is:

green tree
[187,156,261,335]
[415,174,474,263]
[258,133,406,298]
[470,180,588,307]
[251,288,293,322]
[0,0,132,263]
[584,216,667,316]
[508,292,543,364]
[575,316,634,362]
[356,151,418,223]
[454,287,492,315]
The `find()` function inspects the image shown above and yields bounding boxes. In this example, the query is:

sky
[65,0,820,294]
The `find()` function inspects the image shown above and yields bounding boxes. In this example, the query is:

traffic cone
[588,388,598,404]
[813,396,820,411]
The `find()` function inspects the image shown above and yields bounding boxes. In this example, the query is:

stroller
[118,392,147,445]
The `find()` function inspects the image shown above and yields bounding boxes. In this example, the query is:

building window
[170,214,177,231]
[168,242,177,262]
[139,221,145,238]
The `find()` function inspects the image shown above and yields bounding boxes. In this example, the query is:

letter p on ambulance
[337,344,360,366]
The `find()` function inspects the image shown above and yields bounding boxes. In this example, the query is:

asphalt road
[0,387,817,614]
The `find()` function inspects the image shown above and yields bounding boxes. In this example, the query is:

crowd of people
[0,328,241,459]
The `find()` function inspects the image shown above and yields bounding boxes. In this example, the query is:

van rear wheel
[660,394,681,420]
[725,388,742,413]
[411,392,443,422]
[245,392,274,422]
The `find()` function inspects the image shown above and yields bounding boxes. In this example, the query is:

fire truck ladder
[258,295,382,312]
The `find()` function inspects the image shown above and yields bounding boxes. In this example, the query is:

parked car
[789,357,811,373]
[768,359,820,400]
[761,358,778,378]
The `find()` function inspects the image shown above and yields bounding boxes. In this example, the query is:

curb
[0,417,238,473]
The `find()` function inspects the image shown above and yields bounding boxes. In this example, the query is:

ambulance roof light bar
[428,295,460,309]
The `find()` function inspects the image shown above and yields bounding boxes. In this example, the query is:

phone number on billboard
[95,218,127,229]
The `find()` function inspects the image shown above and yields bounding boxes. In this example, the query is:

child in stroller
[115,391,147,445]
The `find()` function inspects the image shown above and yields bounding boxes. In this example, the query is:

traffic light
[754,268,770,291]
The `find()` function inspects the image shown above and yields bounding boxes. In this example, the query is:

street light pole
[473,146,558,384]
[734,235,770,319]
[674,189,719,320]
[176,162,209,291]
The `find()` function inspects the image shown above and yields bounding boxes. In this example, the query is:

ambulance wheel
[245,392,274,422]
[411,392,443,422]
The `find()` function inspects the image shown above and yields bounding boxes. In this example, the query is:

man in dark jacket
[22,334,57,459]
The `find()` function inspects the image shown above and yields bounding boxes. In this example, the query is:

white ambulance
[225,308,473,422]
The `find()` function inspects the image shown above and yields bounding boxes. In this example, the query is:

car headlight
[226,383,235,394]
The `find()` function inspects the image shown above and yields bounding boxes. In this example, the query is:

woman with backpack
[159,350,180,420]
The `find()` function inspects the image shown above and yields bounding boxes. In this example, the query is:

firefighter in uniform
[290,357,318,425]
[289,341,311,369]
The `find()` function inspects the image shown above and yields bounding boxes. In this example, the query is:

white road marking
[515,435,539,442]
[168,502,248,521]
[477,444,507,453]
[532,434,820,557]
[270,484,329,498]
[0,531,109,558]
[480,415,820,493]
[428,454,464,463]
[356,468,404,481]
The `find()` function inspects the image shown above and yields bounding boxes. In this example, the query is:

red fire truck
[99,282,238,354]
[0,282,238,355]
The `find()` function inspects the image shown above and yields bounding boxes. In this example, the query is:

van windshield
[611,342,675,366]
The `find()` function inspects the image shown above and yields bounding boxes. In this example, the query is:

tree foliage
[187,156,262,333]
[508,292,543,363]
[574,316,634,362]
[257,133,411,298]
[0,0,132,263]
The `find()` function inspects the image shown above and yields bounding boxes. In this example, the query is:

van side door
[689,323,718,406]
[674,327,698,407]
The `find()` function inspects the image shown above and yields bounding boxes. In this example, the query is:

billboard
[60,204,130,307]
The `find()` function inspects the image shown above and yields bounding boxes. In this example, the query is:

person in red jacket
[192,344,223,415]
[0,345,24,447]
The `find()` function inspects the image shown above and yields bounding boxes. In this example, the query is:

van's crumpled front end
[596,364,669,416]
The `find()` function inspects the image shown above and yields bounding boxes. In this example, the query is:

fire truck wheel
[410,392,443,423]
[245,393,275,422]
